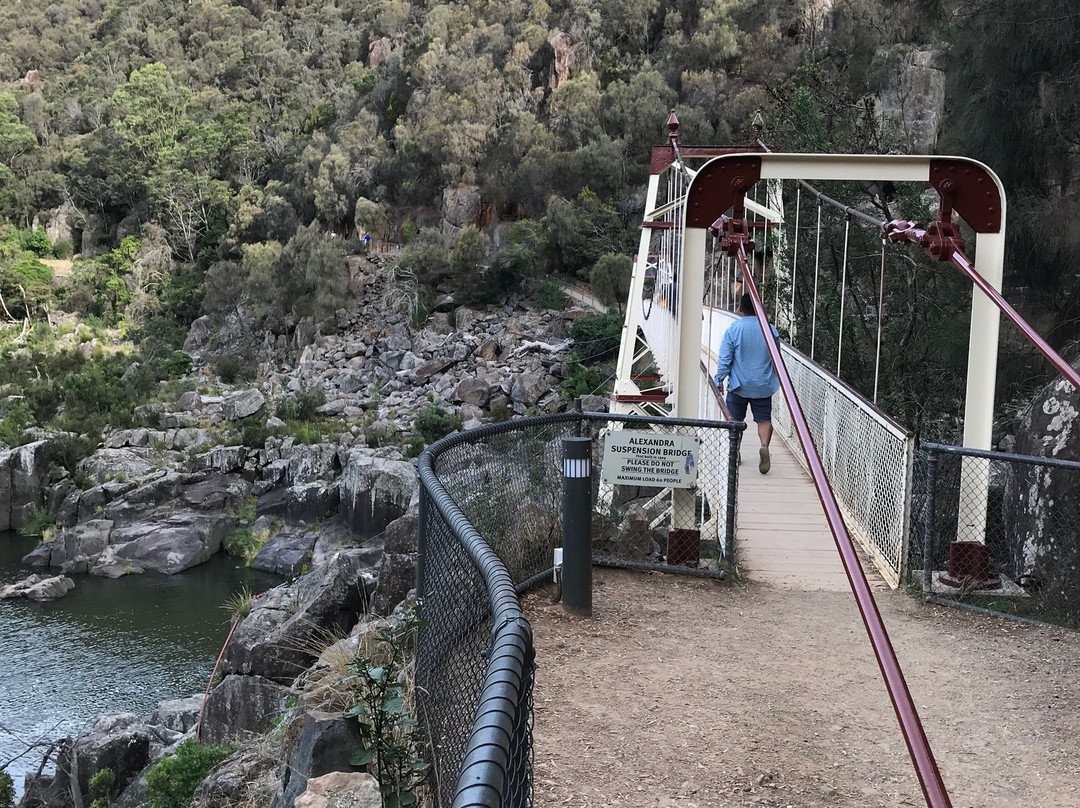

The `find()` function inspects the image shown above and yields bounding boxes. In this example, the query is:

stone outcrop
[275,712,365,808]
[91,512,237,576]
[877,48,946,154]
[0,573,75,601]
[220,550,376,684]
[293,772,381,808]
[338,451,417,539]
[200,674,292,745]
[1004,371,1080,613]
[0,439,52,531]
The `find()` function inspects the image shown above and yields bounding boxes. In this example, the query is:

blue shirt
[714,315,780,399]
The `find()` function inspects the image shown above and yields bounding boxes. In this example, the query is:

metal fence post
[416,479,428,616]
[573,396,583,437]
[922,450,938,599]
[725,428,740,568]
[562,436,593,616]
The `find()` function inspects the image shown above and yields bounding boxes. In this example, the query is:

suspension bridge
[414,115,1080,808]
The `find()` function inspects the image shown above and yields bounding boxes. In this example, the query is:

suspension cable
[790,184,801,342]
[873,242,886,403]
[837,214,850,375]
[811,200,822,360]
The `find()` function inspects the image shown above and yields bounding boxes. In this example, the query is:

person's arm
[714,330,735,390]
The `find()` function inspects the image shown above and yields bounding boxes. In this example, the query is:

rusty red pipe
[735,243,953,808]
[886,219,1080,394]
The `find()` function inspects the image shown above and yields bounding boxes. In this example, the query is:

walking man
[714,293,780,474]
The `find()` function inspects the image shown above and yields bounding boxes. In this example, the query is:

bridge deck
[735,433,853,590]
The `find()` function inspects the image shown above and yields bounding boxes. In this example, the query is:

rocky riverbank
[5,253,604,807]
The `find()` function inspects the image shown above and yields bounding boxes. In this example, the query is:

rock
[91,512,237,576]
[178,390,202,410]
[38,199,83,246]
[414,356,454,382]
[150,695,204,734]
[267,415,286,429]
[190,745,279,808]
[184,316,214,355]
[78,449,156,486]
[877,49,945,153]
[367,36,392,68]
[252,527,318,576]
[172,428,213,451]
[223,388,267,421]
[510,371,549,408]
[441,184,481,229]
[0,574,75,601]
[334,372,366,394]
[310,515,379,568]
[220,550,375,684]
[293,772,381,808]
[452,377,490,407]
[181,474,252,512]
[370,510,418,615]
[277,712,365,808]
[200,674,292,745]
[316,399,346,416]
[24,519,113,571]
[549,31,574,89]
[338,451,417,539]
[0,439,51,531]
[579,394,609,413]
[476,338,498,361]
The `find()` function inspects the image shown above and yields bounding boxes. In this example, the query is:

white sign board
[601,431,700,489]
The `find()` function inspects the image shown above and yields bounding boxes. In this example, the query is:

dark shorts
[726,391,772,424]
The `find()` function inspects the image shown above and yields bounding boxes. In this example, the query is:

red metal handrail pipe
[735,242,952,808]
[886,221,1080,393]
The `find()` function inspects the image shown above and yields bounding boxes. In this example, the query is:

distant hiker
[714,293,780,474]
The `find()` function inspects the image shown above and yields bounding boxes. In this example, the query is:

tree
[450,225,490,285]
[589,253,632,311]
[277,224,348,322]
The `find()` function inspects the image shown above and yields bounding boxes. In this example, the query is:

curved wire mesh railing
[709,307,915,586]
[415,410,744,807]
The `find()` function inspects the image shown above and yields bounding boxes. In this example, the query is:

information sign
[601,431,700,488]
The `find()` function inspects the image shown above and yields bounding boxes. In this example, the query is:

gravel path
[526,569,1080,807]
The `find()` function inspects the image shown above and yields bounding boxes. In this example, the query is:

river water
[0,531,279,793]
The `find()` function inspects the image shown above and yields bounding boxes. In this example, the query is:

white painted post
[672,226,707,533]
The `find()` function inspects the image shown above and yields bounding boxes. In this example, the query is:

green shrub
[24,227,52,257]
[19,506,55,539]
[88,767,116,808]
[530,278,568,310]
[275,388,326,421]
[215,355,254,384]
[0,769,13,808]
[52,239,74,259]
[569,310,623,363]
[47,433,98,474]
[240,420,270,449]
[403,436,425,458]
[161,350,193,379]
[144,739,235,808]
[0,400,33,446]
[559,362,611,401]
[288,421,325,444]
[413,405,461,444]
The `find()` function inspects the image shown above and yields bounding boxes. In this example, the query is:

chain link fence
[414,410,743,808]
[908,442,1080,629]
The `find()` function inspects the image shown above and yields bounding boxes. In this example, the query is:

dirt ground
[526,569,1080,808]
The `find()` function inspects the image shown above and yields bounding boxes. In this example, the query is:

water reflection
[0,531,280,793]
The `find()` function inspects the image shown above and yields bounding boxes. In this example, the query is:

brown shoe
[759,447,771,474]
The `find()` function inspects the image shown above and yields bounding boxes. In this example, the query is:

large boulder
[220,550,376,684]
[293,772,381,808]
[90,512,237,576]
[452,377,490,407]
[200,675,292,745]
[190,745,280,808]
[275,712,365,808]
[510,372,548,408]
[1004,372,1080,613]
[252,527,319,576]
[441,184,481,229]
[181,474,252,512]
[371,510,418,616]
[0,573,75,601]
[150,695,204,734]
[78,449,157,486]
[22,519,114,572]
[338,451,417,539]
[222,389,267,421]
[0,440,51,531]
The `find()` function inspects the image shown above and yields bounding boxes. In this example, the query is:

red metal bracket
[685,156,762,228]
[928,159,1002,234]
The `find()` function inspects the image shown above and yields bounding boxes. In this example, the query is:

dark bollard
[561,436,593,617]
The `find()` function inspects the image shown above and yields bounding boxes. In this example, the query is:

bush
[24,227,52,257]
[413,405,461,444]
[161,350,193,379]
[559,362,611,401]
[276,388,327,421]
[52,239,74,259]
[531,278,568,310]
[215,355,254,384]
[0,400,33,446]
[0,769,13,808]
[569,310,623,363]
[223,528,268,564]
[239,420,270,449]
[19,506,55,539]
[144,739,235,808]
